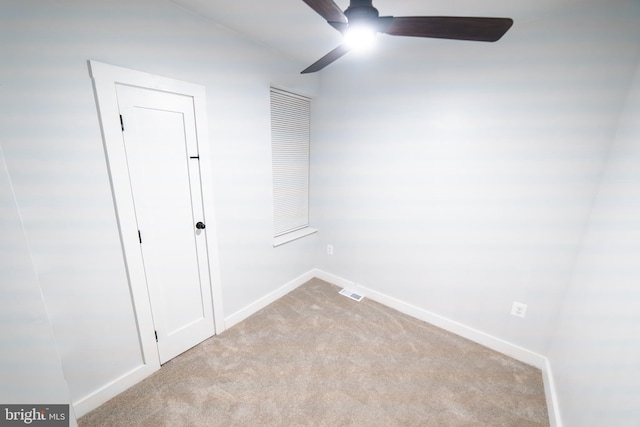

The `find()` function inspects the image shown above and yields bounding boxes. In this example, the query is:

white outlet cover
[511,301,527,318]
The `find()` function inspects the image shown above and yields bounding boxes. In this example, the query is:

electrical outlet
[511,301,527,318]
[327,244,334,255]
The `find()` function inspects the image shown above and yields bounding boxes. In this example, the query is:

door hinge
[138,230,142,244]
[119,115,125,131]
[155,330,158,342]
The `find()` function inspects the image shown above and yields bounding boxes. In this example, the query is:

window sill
[273,227,317,247]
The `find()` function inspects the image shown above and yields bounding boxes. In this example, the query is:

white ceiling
[169,0,589,70]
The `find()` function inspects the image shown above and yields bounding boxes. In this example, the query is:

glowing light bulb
[344,25,376,50]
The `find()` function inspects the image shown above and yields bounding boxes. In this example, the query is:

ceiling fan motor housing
[344,0,379,23]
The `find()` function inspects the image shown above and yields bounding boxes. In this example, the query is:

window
[270,87,317,246]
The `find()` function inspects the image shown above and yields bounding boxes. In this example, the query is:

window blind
[270,88,311,237]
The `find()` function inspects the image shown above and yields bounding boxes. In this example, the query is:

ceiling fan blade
[301,44,351,74]
[381,16,513,42]
[301,0,348,24]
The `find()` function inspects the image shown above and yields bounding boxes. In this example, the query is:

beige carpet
[80,278,549,426]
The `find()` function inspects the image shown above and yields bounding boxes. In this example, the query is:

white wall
[310,0,640,356]
[0,0,318,413]
[546,54,640,426]
[0,145,77,426]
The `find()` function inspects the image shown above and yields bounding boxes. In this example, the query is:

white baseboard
[541,358,563,427]
[223,269,316,329]
[357,283,545,368]
[312,268,562,427]
[311,268,356,290]
[73,363,158,418]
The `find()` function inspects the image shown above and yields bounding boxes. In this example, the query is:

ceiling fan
[300,0,513,73]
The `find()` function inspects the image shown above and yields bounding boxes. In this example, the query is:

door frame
[86,60,225,411]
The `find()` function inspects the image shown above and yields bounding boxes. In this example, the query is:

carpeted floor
[79,278,549,426]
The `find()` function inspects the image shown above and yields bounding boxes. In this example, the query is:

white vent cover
[339,288,364,302]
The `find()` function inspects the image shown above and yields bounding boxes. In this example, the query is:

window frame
[270,87,317,247]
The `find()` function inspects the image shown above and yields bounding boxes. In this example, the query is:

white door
[116,84,214,364]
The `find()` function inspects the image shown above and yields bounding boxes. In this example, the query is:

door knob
[196,221,206,230]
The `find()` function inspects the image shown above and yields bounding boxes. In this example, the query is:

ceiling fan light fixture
[344,24,377,50]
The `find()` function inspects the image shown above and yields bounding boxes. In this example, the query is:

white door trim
[85,60,225,415]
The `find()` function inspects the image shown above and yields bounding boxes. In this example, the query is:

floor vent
[339,288,364,302]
